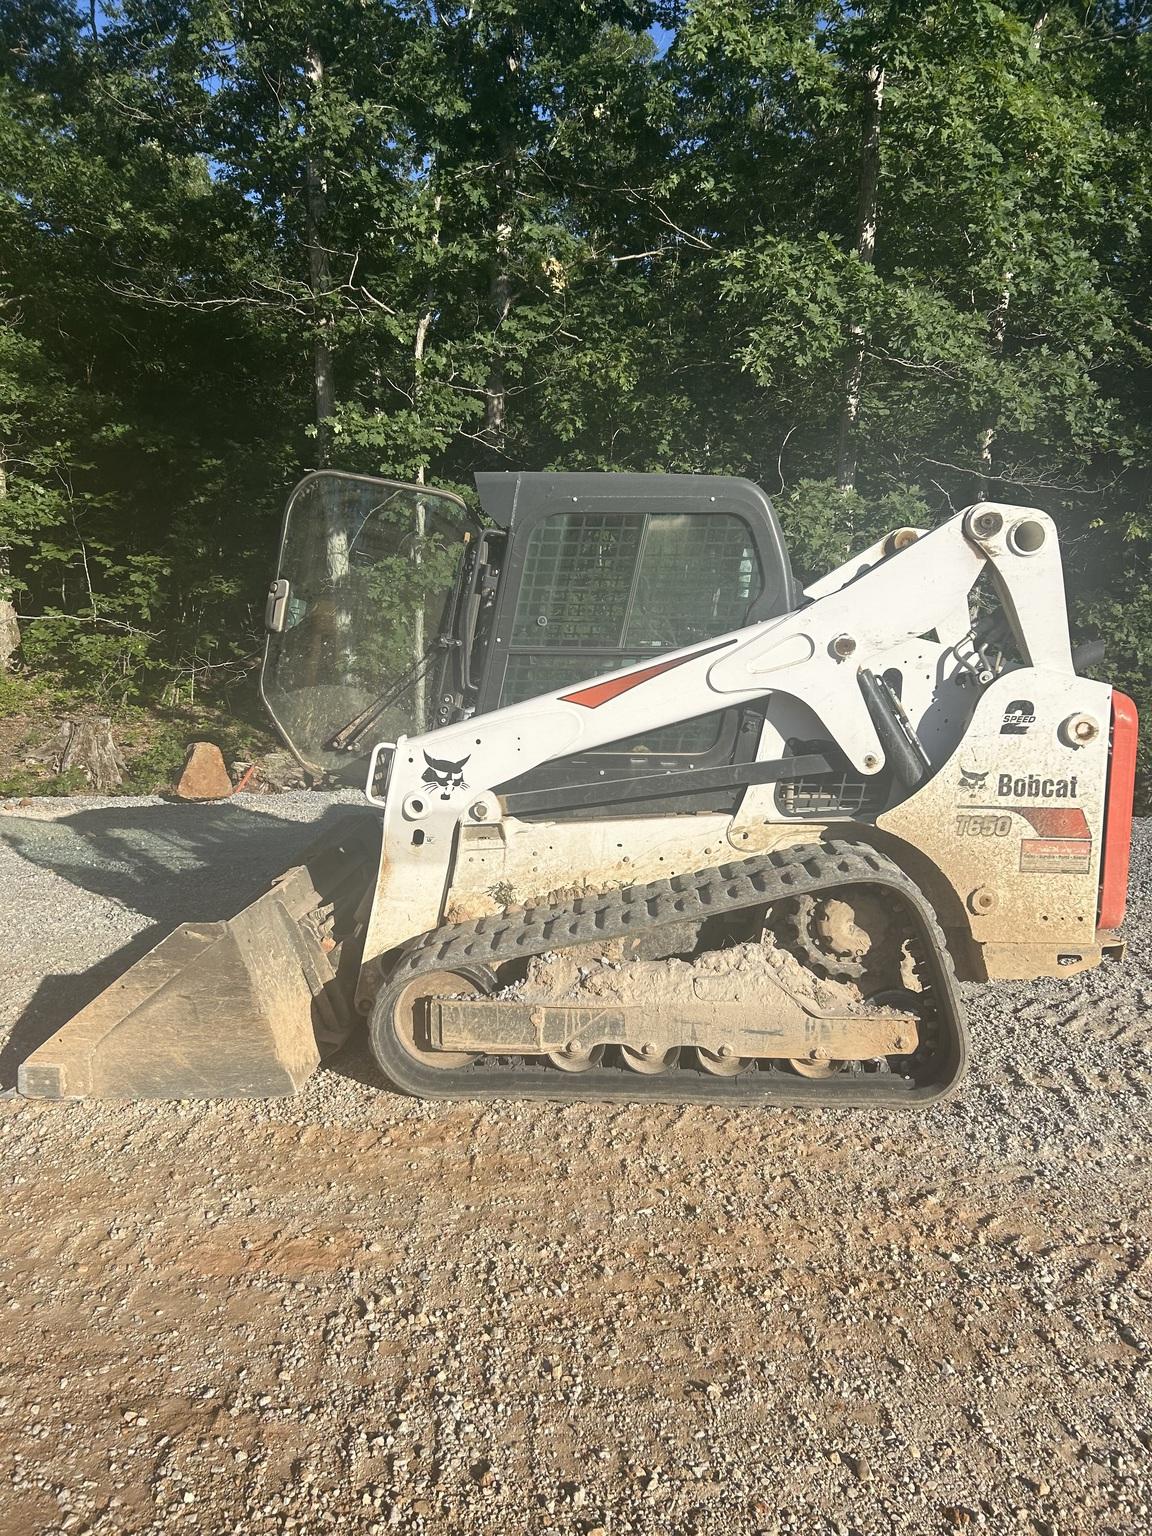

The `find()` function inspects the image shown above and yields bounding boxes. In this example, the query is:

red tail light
[1098,691,1138,931]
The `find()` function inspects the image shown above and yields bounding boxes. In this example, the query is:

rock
[258,750,310,791]
[174,742,233,801]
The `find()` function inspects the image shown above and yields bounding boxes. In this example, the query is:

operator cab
[261,469,797,801]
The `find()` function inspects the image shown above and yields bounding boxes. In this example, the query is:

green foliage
[0,666,278,796]
[776,477,935,581]
[0,0,1149,802]
[0,765,89,799]
[0,668,77,720]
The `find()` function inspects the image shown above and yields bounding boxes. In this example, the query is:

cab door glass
[261,472,473,776]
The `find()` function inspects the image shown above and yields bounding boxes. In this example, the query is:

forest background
[2,0,1150,799]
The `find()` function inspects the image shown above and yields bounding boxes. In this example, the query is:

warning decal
[1015,806,1091,876]
[967,804,1093,875]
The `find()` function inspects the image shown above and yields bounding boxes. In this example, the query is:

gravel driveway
[0,795,1149,1536]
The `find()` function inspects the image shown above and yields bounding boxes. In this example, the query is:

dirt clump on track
[513,936,875,1016]
[0,797,1150,1535]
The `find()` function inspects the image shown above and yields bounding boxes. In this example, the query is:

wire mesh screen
[623,515,762,649]
[510,512,760,652]
[511,513,644,647]
[500,507,763,758]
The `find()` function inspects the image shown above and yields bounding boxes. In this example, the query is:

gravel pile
[0,795,1149,1535]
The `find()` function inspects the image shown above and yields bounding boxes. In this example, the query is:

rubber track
[370,839,968,1108]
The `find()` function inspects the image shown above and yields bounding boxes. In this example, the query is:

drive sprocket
[783,888,916,993]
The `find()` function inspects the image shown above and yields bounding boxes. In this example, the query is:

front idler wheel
[387,966,495,1070]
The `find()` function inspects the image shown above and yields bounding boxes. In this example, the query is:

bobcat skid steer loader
[20,470,1137,1107]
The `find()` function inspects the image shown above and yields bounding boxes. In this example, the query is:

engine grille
[774,749,889,818]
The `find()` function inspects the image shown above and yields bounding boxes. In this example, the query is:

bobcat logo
[959,764,990,793]
[422,751,470,800]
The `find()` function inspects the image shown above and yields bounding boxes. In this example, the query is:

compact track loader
[20,470,1137,1106]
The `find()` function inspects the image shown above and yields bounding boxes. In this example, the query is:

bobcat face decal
[958,764,990,793]
[422,751,470,800]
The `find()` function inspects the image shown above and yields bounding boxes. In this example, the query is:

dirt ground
[0,798,1150,1535]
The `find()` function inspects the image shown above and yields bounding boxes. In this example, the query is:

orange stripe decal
[559,639,736,709]
[1017,807,1089,839]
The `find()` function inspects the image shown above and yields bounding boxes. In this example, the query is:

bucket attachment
[19,813,377,1101]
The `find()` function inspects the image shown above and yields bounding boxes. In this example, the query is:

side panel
[879,672,1112,978]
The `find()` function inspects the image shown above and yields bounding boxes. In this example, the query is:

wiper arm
[325,639,443,753]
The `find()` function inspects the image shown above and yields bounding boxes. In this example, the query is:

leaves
[0,0,1149,794]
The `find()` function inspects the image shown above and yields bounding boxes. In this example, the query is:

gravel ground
[0,794,1149,1536]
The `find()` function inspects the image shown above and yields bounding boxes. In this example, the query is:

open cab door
[261,472,476,780]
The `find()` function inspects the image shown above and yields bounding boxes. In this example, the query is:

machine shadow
[0,799,379,1091]
[323,1037,391,1092]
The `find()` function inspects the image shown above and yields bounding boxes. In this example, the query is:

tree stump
[59,716,127,793]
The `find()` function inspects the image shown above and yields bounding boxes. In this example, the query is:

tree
[1,0,1150,798]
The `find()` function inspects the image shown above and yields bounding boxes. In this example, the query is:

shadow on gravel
[324,1037,391,1092]
[0,800,377,1090]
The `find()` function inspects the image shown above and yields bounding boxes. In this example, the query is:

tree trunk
[305,45,335,467]
[0,451,20,670]
[483,32,520,454]
[413,191,442,489]
[976,275,1012,498]
[976,16,1045,497]
[412,213,441,736]
[484,232,512,452]
[835,62,886,495]
[304,42,349,656]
